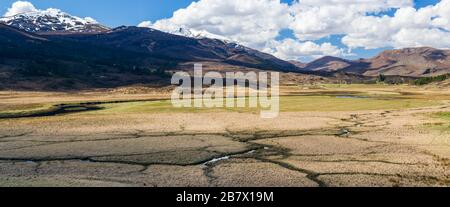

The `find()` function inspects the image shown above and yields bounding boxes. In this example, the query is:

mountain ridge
[299,47,450,77]
[2,8,448,79]
[51,26,299,71]
[0,23,303,90]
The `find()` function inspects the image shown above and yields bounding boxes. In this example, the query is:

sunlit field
[88,95,438,115]
[1,84,450,187]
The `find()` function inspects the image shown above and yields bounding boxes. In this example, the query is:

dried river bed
[0,91,450,187]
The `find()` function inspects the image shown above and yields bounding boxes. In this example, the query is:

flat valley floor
[1,84,450,187]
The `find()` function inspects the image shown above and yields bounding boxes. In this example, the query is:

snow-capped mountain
[0,8,109,33]
[0,24,300,90]
[169,27,261,53]
[138,23,234,43]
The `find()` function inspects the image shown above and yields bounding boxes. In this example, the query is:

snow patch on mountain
[0,8,108,33]
[173,27,232,42]
[138,21,234,43]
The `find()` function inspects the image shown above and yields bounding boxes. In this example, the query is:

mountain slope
[289,60,307,68]
[303,47,450,77]
[0,23,47,41]
[0,24,176,90]
[48,26,299,72]
[304,56,352,72]
[0,9,109,34]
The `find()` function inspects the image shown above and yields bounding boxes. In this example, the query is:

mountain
[359,47,450,77]
[303,47,450,77]
[0,22,47,41]
[48,26,299,72]
[154,26,232,43]
[0,9,109,34]
[2,6,448,91]
[0,24,301,90]
[289,60,307,68]
[0,24,173,90]
[304,56,353,72]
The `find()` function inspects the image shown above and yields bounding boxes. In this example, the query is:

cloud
[288,0,414,41]
[392,28,450,49]
[4,1,37,17]
[137,21,152,28]
[264,39,353,61]
[342,0,450,49]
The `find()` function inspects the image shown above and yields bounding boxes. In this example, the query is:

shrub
[414,74,450,85]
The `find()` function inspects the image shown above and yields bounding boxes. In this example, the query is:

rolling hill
[301,47,450,78]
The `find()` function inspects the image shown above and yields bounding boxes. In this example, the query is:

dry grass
[1,84,450,187]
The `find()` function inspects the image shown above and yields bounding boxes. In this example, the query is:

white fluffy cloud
[264,39,352,61]
[343,0,450,49]
[287,0,450,50]
[4,0,37,17]
[289,0,413,41]
[137,21,152,28]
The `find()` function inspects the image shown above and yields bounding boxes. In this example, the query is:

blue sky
[0,0,446,62]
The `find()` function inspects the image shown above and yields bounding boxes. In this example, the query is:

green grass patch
[87,95,440,115]
[278,96,435,112]
[2,94,440,118]
[319,84,389,89]
[0,103,100,119]
[437,112,450,119]
[0,104,59,118]
[428,112,450,131]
